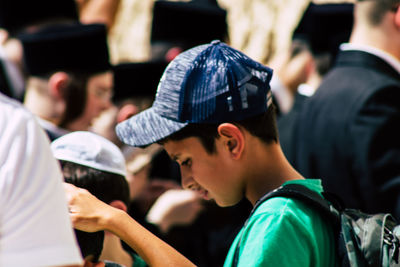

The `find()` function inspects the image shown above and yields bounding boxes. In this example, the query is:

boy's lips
[191,186,210,200]
[198,190,210,200]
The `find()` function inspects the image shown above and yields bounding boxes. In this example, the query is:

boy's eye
[181,159,192,167]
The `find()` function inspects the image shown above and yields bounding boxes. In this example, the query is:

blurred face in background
[66,71,113,131]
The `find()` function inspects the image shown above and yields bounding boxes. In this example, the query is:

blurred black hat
[0,0,79,36]
[293,3,354,57]
[0,61,12,98]
[112,60,169,103]
[20,23,111,77]
[150,0,228,50]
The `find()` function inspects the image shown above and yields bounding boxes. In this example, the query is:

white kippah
[51,131,127,177]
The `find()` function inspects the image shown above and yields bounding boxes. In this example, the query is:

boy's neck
[243,140,304,206]
[100,232,133,267]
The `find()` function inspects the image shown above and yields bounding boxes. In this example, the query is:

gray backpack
[233,183,400,267]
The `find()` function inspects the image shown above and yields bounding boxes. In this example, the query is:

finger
[63,182,78,203]
[63,182,78,193]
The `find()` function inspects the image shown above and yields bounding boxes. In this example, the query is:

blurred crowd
[1,0,399,266]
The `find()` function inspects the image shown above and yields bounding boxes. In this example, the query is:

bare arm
[65,183,196,267]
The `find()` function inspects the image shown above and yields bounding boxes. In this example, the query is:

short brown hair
[60,160,130,207]
[160,105,279,154]
[364,0,400,26]
[58,72,90,128]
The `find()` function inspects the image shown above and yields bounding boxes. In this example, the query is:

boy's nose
[180,167,194,190]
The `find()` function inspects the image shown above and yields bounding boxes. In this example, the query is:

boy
[64,41,337,266]
[21,23,113,141]
[52,131,146,267]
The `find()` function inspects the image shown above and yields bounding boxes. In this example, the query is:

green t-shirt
[223,179,338,267]
[128,250,148,267]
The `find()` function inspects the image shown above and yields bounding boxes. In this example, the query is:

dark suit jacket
[292,50,400,219]
[0,59,13,98]
[278,92,308,164]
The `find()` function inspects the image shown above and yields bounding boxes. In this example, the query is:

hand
[64,183,118,232]
[146,189,204,233]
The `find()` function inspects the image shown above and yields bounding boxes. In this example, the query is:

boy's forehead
[163,137,204,160]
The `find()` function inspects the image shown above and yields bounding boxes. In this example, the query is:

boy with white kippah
[63,41,337,266]
[51,131,146,267]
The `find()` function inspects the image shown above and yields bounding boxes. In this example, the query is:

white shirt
[0,93,83,267]
[37,117,70,138]
[340,43,400,74]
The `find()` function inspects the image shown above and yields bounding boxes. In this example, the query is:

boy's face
[163,136,244,207]
[82,71,113,127]
[65,71,113,131]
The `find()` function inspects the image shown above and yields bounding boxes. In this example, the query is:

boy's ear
[117,103,139,123]
[217,123,244,159]
[109,200,127,212]
[395,6,400,29]
[48,71,69,99]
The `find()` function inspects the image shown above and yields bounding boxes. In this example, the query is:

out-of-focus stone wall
[108,0,153,64]
[108,0,354,65]
[219,0,310,65]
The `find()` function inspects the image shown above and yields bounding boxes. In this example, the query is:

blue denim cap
[116,40,273,147]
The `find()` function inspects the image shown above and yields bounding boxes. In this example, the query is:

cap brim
[116,107,188,147]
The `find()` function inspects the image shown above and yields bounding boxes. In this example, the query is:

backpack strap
[232,183,340,267]
[260,183,341,221]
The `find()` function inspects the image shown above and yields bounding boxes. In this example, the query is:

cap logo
[239,82,259,110]
[227,96,233,111]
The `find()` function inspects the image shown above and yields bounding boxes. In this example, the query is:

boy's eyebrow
[170,153,181,161]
